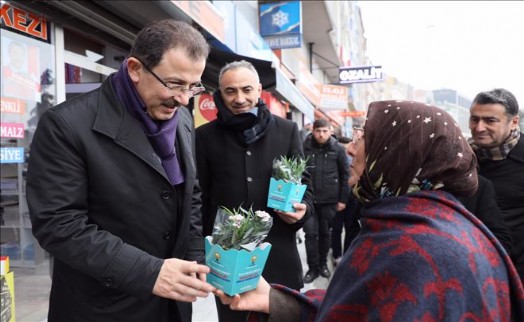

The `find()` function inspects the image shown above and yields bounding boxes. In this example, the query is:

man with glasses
[26,20,215,322]
[195,60,313,322]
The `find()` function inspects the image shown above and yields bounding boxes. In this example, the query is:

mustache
[164,97,183,109]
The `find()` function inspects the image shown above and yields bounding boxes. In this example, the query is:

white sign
[339,65,383,84]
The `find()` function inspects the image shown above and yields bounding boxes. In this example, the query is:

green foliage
[211,205,273,251]
[272,155,308,184]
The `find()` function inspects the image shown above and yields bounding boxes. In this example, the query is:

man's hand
[214,276,271,313]
[152,258,215,302]
[274,203,307,224]
[336,202,346,212]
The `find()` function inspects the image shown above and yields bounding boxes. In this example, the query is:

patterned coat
[261,191,524,321]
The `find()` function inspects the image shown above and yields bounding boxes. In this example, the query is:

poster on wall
[0,28,56,131]
[1,36,41,102]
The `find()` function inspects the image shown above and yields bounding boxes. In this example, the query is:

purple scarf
[111,61,184,185]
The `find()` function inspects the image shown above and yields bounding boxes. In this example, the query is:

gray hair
[471,88,519,117]
[218,60,260,86]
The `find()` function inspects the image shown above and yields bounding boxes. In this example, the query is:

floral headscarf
[353,100,478,202]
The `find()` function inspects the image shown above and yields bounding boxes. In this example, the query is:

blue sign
[259,1,302,49]
[1,147,24,163]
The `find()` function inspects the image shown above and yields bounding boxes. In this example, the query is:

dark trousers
[331,194,360,258]
[303,203,337,270]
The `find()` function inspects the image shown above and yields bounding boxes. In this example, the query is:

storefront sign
[339,65,384,84]
[170,1,225,43]
[1,3,48,42]
[193,93,217,128]
[0,147,24,163]
[259,1,302,49]
[1,122,25,139]
[340,110,366,117]
[317,84,348,110]
[0,98,26,114]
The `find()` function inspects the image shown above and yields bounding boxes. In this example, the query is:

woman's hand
[214,276,271,313]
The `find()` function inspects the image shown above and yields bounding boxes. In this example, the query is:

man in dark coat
[195,60,313,322]
[468,88,524,282]
[26,20,215,322]
[302,119,350,283]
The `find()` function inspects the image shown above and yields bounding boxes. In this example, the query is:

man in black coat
[469,88,524,282]
[26,20,215,322]
[195,60,313,322]
[302,119,350,283]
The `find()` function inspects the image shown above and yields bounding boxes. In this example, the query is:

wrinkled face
[351,136,366,180]
[128,47,206,121]
[469,103,519,148]
[219,67,262,114]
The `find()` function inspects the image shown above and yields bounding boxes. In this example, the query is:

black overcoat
[26,77,203,322]
[196,116,313,289]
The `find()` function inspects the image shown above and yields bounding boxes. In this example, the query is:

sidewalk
[13,229,332,322]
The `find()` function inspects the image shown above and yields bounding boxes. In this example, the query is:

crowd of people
[25,19,523,321]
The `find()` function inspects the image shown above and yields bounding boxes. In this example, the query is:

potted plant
[267,155,308,212]
[205,205,273,296]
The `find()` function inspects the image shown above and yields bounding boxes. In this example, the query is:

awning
[202,47,314,120]
[202,47,277,90]
[273,68,315,120]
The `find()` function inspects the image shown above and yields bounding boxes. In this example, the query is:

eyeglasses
[352,127,364,144]
[134,57,205,97]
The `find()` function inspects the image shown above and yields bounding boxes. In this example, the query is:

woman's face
[351,136,366,180]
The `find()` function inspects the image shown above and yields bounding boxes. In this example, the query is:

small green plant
[211,205,273,251]
[272,155,308,184]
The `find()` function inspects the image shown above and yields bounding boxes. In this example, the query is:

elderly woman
[215,100,524,321]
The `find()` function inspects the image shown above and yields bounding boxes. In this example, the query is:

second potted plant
[267,155,308,212]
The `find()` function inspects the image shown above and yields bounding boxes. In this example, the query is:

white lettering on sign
[0,97,26,114]
[0,147,25,163]
[264,35,301,49]
[0,122,25,138]
[339,65,384,84]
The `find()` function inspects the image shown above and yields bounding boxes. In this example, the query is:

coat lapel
[176,107,196,193]
[92,79,169,181]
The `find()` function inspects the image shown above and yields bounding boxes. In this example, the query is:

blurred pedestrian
[215,100,524,321]
[469,88,524,281]
[26,20,215,322]
[195,60,313,322]
[302,119,349,283]
[299,122,312,142]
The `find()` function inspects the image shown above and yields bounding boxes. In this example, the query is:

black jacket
[303,135,350,204]
[476,134,524,281]
[196,115,313,290]
[458,175,513,253]
[26,77,203,322]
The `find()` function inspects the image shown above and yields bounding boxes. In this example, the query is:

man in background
[196,60,313,322]
[302,119,349,283]
[468,88,524,281]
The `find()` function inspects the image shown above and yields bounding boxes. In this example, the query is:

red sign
[339,111,366,117]
[198,94,218,121]
[0,97,26,115]
[1,3,48,41]
[1,122,25,138]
